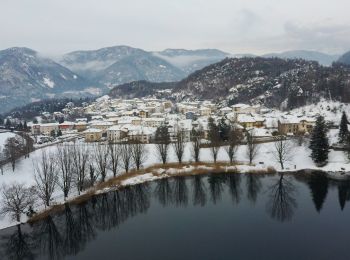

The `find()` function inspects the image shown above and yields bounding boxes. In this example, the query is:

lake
[1,172,350,260]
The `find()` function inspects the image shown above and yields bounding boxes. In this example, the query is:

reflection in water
[246,174,262,204]
[307,174,329,213]
[33,215,63,260]
[208,174,227,204]
[337,181,350,211]
[173,177,188,207]
[2,225,35,260]
[0,173,349,259]
[154,178,173,207]
[266,174,297,222]
[192,176,207,206]
[64,204,82,256]
[226,174,242,204]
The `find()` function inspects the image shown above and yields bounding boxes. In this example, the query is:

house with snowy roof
[278,117,315,135]
[83,128,102,142]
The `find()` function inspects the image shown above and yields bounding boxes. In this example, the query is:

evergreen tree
[23,121,28,130]
[57,129,63,137]
[338,111,349,143]
[18,122,23,130]
[0,117,3,125]
[208,117,220,141]
[33,118,38,124]
[5,119,11,129]
[218,117,230,141]
[309,116,329,165]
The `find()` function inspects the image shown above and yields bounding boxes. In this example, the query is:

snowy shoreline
[1,128,350,229]
[27,161,276,224]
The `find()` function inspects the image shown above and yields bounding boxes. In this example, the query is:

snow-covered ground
[0,132,16,148]
[263,100,350,126]
[0,126,348,229]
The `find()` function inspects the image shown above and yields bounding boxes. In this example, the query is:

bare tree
[3,136,22,171]
[72,143,89,194]
[56,144,74,199]
[120,143,133,173]
[0,147,5,175]
[108,143,120,177]
[225,126,242,164]
[191,128,201,162]
[18,132,34,159]
[208,117,221,163]
[173,130,186,163]
[155,125,170,164]
[3,134,33,171]
[89,164,98,187]
[33,150,57,207]
[131,141,147,170]
[0,183,34,222]
[93,144,110,182]
[246,130,259,164]
[272,135,294,170]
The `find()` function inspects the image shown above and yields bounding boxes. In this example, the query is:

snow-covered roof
[89,121,113,126]
[220,107,232,111]
[84,128,102,133]
[237,114,256,123]
[231,103,249,108]
[59,121,75,126]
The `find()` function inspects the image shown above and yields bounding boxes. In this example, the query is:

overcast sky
[1,0,349,55]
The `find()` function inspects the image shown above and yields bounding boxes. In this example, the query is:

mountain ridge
[110,57,350,110]
[0,47,95,113]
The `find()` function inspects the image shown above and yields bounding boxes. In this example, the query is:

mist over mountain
[0,47,94,113]
[262,50,340,66]
[153,48,231,74]
[60,46,232,87]
[1,44,349,114]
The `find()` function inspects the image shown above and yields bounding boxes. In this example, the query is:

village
[29,96,318,145]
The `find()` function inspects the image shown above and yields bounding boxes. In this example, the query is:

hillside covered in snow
[116,57,350,110]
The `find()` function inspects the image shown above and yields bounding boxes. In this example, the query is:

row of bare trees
[0,140,149,223]
[0,122,296,223]
[154,120,244,165]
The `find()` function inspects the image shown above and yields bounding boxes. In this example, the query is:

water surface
[1,173,350,260]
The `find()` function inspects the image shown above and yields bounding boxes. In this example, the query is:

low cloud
[282,21,350,53]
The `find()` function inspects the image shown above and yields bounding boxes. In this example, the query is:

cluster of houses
[30,96,317,144]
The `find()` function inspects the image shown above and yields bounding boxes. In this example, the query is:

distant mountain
[61,46,186,87]
[262,50,339,66]
[172,57,350,109]
[112,57,350,110]
[60,46,231,87]
[337,51,350,66]
[153,48,231,74]
[0,47,94,113]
